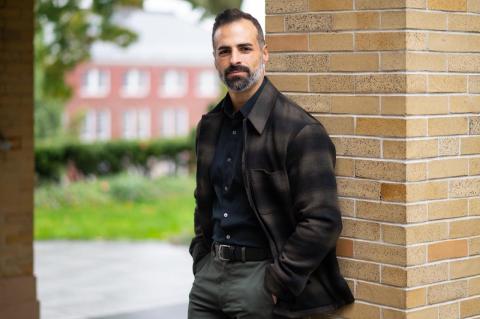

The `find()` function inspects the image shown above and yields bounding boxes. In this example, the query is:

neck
[229,76,264,112]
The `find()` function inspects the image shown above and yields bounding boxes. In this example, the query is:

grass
[34,173,195,242]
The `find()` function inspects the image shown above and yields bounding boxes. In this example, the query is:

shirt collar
[222,77,267,120]
[206,76,278,135]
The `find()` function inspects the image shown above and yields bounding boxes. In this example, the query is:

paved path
[34,241,192,319]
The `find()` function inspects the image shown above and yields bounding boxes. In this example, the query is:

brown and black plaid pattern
[189,77,354,318]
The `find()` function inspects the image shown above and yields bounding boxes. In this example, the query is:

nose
[230,48,241,65]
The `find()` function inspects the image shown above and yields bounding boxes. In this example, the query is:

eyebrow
[216,43,253,51]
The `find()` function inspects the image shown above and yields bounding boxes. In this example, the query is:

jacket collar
[205,76,278,135]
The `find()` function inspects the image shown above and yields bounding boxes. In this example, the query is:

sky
[143,0,266,33]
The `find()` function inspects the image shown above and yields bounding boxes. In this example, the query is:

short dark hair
[212,8,265,48]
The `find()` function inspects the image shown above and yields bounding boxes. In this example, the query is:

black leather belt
[212,242,272,262]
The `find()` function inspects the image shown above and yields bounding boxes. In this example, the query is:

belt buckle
[218,244,233,261]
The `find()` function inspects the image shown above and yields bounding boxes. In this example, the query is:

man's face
[212,19,268,92]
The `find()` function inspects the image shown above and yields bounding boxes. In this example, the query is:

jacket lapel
[246,77,279,135]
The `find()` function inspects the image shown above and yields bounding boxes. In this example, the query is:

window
[122,110,136,140]
[175,108,189,136]
[80,109,111,141]
[138,109,151,139]
[96,110,110,140]
[122,108,151,140]
[161,109,175,138]
[121,69,150,97]
[81,68,110,97]
[196,70,218,97]
[159,70,188,97]
[161,108,189,137]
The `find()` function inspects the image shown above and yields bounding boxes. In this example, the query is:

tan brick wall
[0,1,39,318]
[266,0,480,318]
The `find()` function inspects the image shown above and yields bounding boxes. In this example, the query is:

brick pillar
[0,1,40,318]
[266,0,480,318]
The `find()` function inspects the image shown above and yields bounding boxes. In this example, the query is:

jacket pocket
[249,169,295,249]
[249,169,291,215]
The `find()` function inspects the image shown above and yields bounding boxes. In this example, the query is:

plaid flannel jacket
[189,77,354,318]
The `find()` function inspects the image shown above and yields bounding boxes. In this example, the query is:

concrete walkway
[34,241,193,319]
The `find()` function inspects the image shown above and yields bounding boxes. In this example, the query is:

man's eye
[240,47,252,52]
[219,50,229,55]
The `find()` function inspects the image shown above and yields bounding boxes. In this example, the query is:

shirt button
[226,234,231,239]
[224,212,228,218]
[224,185,228,191]
[232,130,237,135]
[227,157,232,163]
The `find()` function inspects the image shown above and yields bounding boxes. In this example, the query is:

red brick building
[65,10,219,142]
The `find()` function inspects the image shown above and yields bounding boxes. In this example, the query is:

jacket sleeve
[188,122,211,275]
[264,123,342,299]
[189,193,210,275]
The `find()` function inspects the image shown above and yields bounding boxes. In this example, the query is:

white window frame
[196,70,219,98]
[161,107,189,138]
[122,108,151,140]
[122,110,137,140]
[80,68,110,97]
[95,110,111,141]
[121,69,150,98]
[138,109,151,139]
[159,70,188,98]
[161,108,175,138]
[80,109,111,142]
[175,108,189,136]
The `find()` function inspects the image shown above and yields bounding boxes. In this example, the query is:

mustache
[224,64,250,76]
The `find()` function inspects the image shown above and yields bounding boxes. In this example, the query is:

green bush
[35,135,195,182]
[35,143,66,182]
[108,173,156,202]
[34,179,109,209]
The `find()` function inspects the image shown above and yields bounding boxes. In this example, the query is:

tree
[35,0,144,100]
[34,0,242,141]
[34,0,242,101]
[34,0,144,141]
[184,0,242,17]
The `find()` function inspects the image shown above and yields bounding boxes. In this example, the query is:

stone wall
[265,0,480,318]
[0,0,39,318]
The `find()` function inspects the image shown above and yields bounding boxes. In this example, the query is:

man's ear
[263,44,269,63]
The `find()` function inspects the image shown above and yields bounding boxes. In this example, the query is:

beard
[219,60,264,92]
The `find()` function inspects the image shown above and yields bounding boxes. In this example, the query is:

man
[188,8,354,319]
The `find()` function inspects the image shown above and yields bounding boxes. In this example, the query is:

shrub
[108,173,155,202]
[35,135,195,182]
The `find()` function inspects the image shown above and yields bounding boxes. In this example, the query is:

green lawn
[34,173,195,242]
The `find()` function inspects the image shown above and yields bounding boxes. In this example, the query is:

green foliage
[108,173,156,202]
[34,0,236,102]
[185,0,243,17]
[34,176,109,209]
[35,134,195,182]
[35,142,66,182]
[33,0,232,141]
[34,173,195,240]
[34,0,143,142]
[35,0,143,100]
[33,0,233,142]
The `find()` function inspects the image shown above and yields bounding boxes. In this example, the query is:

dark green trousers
[188,251,282,319]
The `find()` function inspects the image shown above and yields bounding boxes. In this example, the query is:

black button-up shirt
[210,79,269,249]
